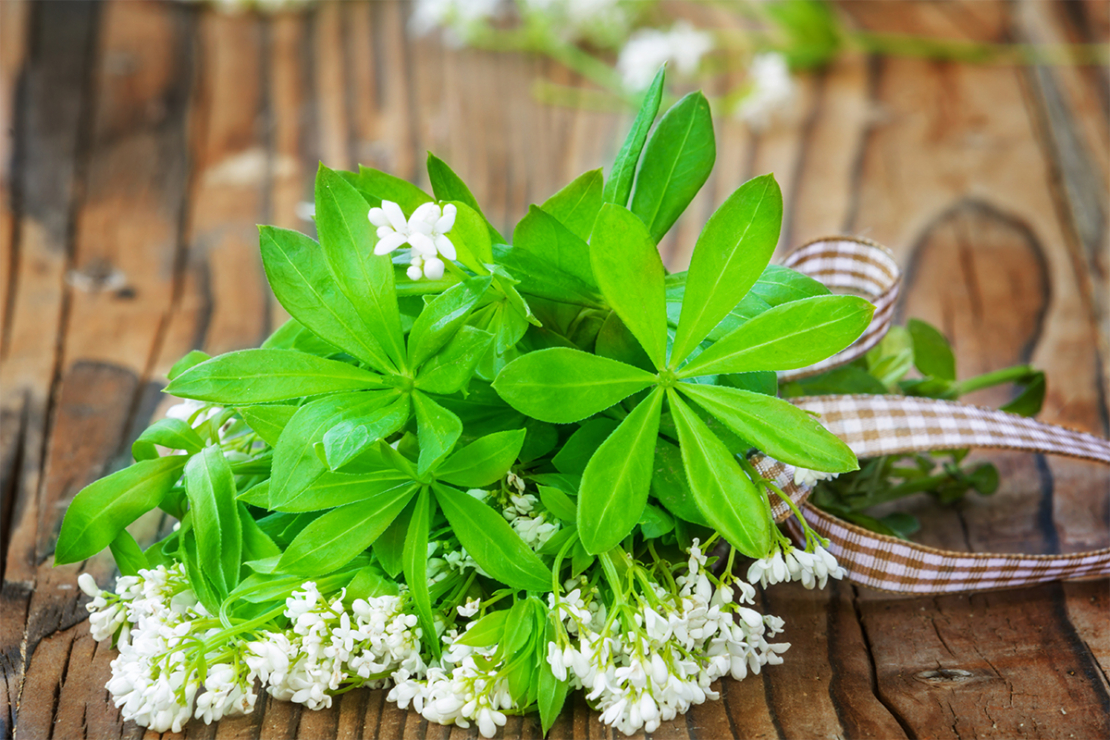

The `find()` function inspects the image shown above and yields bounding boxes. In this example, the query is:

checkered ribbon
[744,241,1110,593]
[779,237,901,381]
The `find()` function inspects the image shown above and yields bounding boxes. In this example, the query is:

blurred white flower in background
[736,52,796,130]
[519,0,634,47]
[411,0,505,46]
[617,21,713,91]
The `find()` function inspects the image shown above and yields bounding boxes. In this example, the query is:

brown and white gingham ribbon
[745,241,1110,594]
[779,237,900,382]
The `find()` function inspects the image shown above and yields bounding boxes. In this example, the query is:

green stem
[953,364,1036,396]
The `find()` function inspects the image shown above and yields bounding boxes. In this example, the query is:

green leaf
[519,419,559,464]
[492,348,655,424]
[433,483,551,592]
[427,153,505,243]
[277,483,418,576]
[168,350,211,380]
[184,446,243,595]
[261,318,341,357]
[446,200,494,272]
[131,418,204,461]
[456,610,509,647]
[680,295,875,377]
[322,395,411,471]
[415,325,494,395]
[344,165,433,214]
[55,457,186,565]
[237,480,271,507]
[260,225,395,373]
[639,503,674,539]
[513,206,595,288]
[629,91,715,243]
[277,470,412,513]
[595,311,654,372]
[268,391,399,511]
[538,485,577,523]
[344,562,400,602]
[408,276,492,368]
[412,391,463,475]
[651,439,709,527]
[315,164,407,369]
[403,488,440,656]
[491,244,604,309]
[373,496,413,578]
[677,382,858,473]
[551,418,619,475]
[782,364,887,397]
[180,528,223,616]
[667,391,771,558]
[541,168,603,241]
[166,349,384,404]
[670,174,783,365]
[578,387,663,554]
[908,318,956,381]
[748,264,830,306]
[604,67,665,208]
[591,204,668,369]
[538,614,571,734]
[109,530,148,577]
[236,404,298,447]
[999,371,1045,417]
[240,504,282,562]
[437,429,527,488]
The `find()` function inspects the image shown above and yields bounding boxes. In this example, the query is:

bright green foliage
[55,71,883,662]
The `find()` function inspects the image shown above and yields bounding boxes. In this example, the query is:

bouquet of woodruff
[56,69,876,736]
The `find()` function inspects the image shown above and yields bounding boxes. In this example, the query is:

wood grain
[1,1,1106,738]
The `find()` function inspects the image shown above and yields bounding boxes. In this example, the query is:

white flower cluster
[389,625,512,738]
[410,0,504,46]
[79,564,232,733]
[368,200,458,281]
[502,492,560,550]
[427,540,481,582]
[546,541,790,735]
[164,398,222,428]
[747,544,846,590]
[792,465,840,488]
[81,569,426,733]
[617,21,713,91]
[736,52,796,130]
[520,0,634,47]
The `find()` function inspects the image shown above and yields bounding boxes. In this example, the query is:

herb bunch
[57,69,872,736]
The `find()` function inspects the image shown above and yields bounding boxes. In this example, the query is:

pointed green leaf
[668,391,771,558]
[109,530,148,577]
[541,168,603,241]
[237,404,298,448]
[275,469,412,513]
[131,418,204,461]
[748,264,830,306]
[907,319,956,381]
[651,439,709,527]
[670,174,783,365]
[604,67,665,208]
[322,395,411,471]
[551,418,619,475]
[591,204,668,369]
[538,485,577,523]
[677,382,858,473]
[344,165,433,214]
[184,446,242,595]
[578,387,663,554]
[166,349,384,404]
[413,391,463,475]
[315,164,407,368]
[268,391,398,511]
[408,276,492,368]
[437,429,526,488]
[240,504,281,562]
[456,610,509,647]
[415,325,494,395]
[446,200,494,271]
[277,483,418,576]
[492,348,656,424]
[433,483,551,592]
[629,91,715,243]
[427,153,505,243]
[373,496,413,578]
[538,614,571,734]
[680,295,875,377]
[513,205,595,287]
[260,225,395,373]
[168,350,210,380]
[55,457,187,565]
[403,488,440,656]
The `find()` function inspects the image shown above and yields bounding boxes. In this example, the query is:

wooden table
[1,1,1107,738]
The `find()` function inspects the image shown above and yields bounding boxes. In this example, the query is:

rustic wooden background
[1,1,1107,738]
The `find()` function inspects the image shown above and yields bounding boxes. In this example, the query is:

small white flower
[369,200,457,281]
[617,22,713,90]
[456,598,480,619]
[792,465,839,488]
[737,52,796,130]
